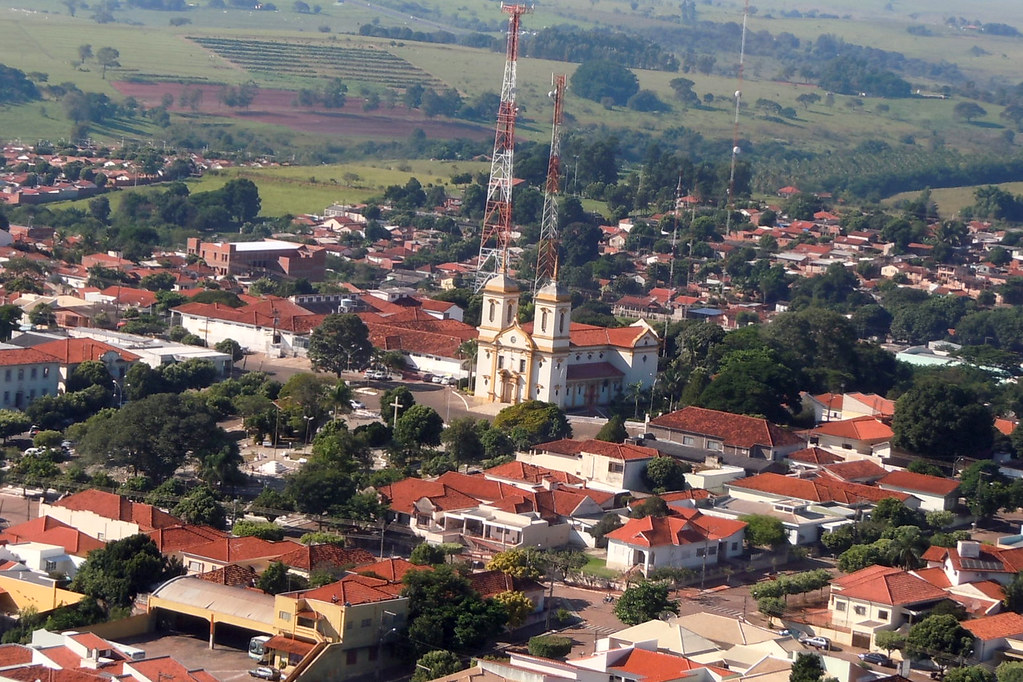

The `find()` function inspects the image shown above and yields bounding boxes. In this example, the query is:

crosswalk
[581,623,620,636]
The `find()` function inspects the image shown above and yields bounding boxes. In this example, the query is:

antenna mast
[725,0,750,236]
[534,73,566,293]
[474,3,532,292]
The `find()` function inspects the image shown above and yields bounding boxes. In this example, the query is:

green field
[885,182,1023,217]
[62,159,490,217]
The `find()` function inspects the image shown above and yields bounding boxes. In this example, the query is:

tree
[875,630,906,655]
[70,535,181,609]
[77,44,93,65]
[67,360,114,394]
[871,497,924,528]
[614,581,678,625]
[257,561,306,595]
[493,400,571,448]
[95,47,120,79]
[742,514,788,548]
[643,456,690,493]
[570,60,640,106]
[77,393,237,484]
[1004,571,1023,612]
[172,486,226,529]
[487,548,543,580]
[394,404,444,448]
[214,338,244,362]
[757,596,786,625]
[0,410,30,442]
[997,662,1023,682]
[441,417,484,468]
[410,543,446,566]
[588,513,624,548]
[946,667,996,682]
[893,381,994,459]
[412,651,464,682]
[494,590,534,627]
[907,614,974,670]
[529,635,574,659]
[595,415,628,443]
[232,520,285,541]
[307,314,374,377]
[954,101,988,123]
[631,496,669,518]
[790,653,825,682]
[402,565,507,654]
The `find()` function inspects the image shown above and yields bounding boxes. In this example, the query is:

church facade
[474,275,659,409]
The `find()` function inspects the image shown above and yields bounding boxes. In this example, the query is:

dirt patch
[112,81,491,141]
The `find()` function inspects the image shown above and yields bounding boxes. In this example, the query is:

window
[731,542,739,551]
[498,356,505,369]
[30,368,36,379]
[519,359,526,373]
[835,601,846,612]
[682,436,695,446]
[854,605,866,616]
[609,462,624,473]
[361,618,372,628]
[369,648,378,661]
[3,370,8,381]
[44,560,57,572]
[17,369,23,381]
[346,650,358,665]
[488,300,495,323]
[708,546,717,555]
[279,611,292,622]
[878,610,889,621]
[707,440,722,451]
[541,309,548,332]
[188,561,202,571]
[507,302,514,324]
[559,312,565,333]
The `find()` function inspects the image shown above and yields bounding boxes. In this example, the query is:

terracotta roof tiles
[810,416,893,442]
[834,566,947,605]
[52,490,181,531]
[962,611,1023,640]
[32,338,140,364]
[729,472,909,505]
[604,510,746,548]
[879,470,960,496]
[649,406,804,449]
[0,516,105,557]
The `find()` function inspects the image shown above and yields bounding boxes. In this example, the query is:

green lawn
[885,181,1023,216]
[581,554,619,579]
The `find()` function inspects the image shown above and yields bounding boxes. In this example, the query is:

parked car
[248,668,280,680]
[350,399,366,410]
[422,373,435,383]
[858,653,894,667]
[365,369,388,380]
[799,636,831,650]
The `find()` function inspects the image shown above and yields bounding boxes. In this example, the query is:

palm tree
[626,381,645,419]
[459,339,478,390]
[326,381,352,422]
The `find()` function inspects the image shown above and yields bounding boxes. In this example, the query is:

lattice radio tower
[474,3,533,292]
[724,0,750,236]
[533,73,567,293]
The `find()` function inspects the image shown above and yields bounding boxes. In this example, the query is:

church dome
[482,273,521,294]
[535,280,571,302]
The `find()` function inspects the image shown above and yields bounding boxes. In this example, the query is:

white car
[350,399,366,410]
[799,636,831,650]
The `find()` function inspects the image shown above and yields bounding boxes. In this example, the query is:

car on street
[858,653,894,667]
[365,370,389,380]
[349,399,366,410]
[248,668,280,680]
[799,636,831,650]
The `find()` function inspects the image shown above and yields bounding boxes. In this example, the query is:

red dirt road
[111,81,491,140]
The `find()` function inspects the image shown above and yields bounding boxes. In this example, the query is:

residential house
[31,337,140,390]
[179,536,302,575]
[921,541,1023,586]
[702,494,852,546]
[38,490,183,542]
[519,439,658,492]
[647,407,805,461]
[962,612,1023,661]
[173,297,324,357]
[726,472,916,516]
[819,460,889,485]
[828,565,948,648]
[0,346,60,409]
[878,470,960,512]
[806,416,894,460]
[786,447,845,472]
[604,508,746,576]
[0,516,105,560]
[276,544,377,580]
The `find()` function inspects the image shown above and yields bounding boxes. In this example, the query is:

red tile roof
[298,573,403,605]
[173,298,324,334]
[845,392,896,418]
[145,524,228,554]
[788,447,844,466]
[353,558,428,583]
[833,566,947,605]
[32,338,140,364]
[911,567,952,589]
[0,644,33,667]
[923,544,1023,574]
[608,646,732,682]
[0,516,106,557]
[483,460,583,486]
[181,536,299,563]
[51,490,182,531]
[265,635,316,657]
[820,459,888,483]
[197,564,259,587]
[534,439,658,461]
[566,362,625,381]
[359,308,478,358]
[729,472,909,505]
[962,611,1023,640]
[649,406,804,449]
[0,348,59,366]
[277,544,376,572]
[880,470,960,496]
[810,416,893,441]
[604,509,746,548]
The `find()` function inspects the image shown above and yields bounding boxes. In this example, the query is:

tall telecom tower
[533,73,566,293]
[474,3,532,292]
[724,0,750,236]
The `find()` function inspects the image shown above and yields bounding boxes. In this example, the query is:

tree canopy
[614,580,678,625]
[892,381,994,459]
[569,60,640,106]
[307,314,374,376]
[70,535,181,609]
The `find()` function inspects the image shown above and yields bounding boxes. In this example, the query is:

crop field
[188,36,447,91]
[885,182,1023,216]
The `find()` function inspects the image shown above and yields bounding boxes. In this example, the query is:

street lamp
[304,415,315,444]
[111,380,123,408]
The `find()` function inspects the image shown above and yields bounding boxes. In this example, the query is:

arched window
[507,302,514,324]
[488,300,495,323]
[541,309,548,332]
[559,311,566,333]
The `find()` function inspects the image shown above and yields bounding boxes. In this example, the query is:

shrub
[528,635,573,659]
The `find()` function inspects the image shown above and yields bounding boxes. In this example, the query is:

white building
[0,346,60,410]
[474,277,658,409]
[604,509,746,575]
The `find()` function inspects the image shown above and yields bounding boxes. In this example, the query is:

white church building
[474,275,659,409]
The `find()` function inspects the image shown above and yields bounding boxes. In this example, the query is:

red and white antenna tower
[474,3,532,292]
[534,73,566,293]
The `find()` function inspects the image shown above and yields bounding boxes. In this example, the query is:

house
[31,337,140,390]
[0,346,60,409]
[276,544,377,580]
[786,447,845,471]
[519,439,659,492]
[0,516,106,559]
[961,611,1023,661]
[701,494,851,546]
[820,460,888,485]
[604,508,746,576]
[173,297,324,357]
[359,307,477,379]
[806,416,893,459]
[878,470,960,512]
[828,565,948,648]
[179,536,301,575]
[38,490,182,542]
[647,407,805,461]
[921,541,1023,586]
[726,473,915,513]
